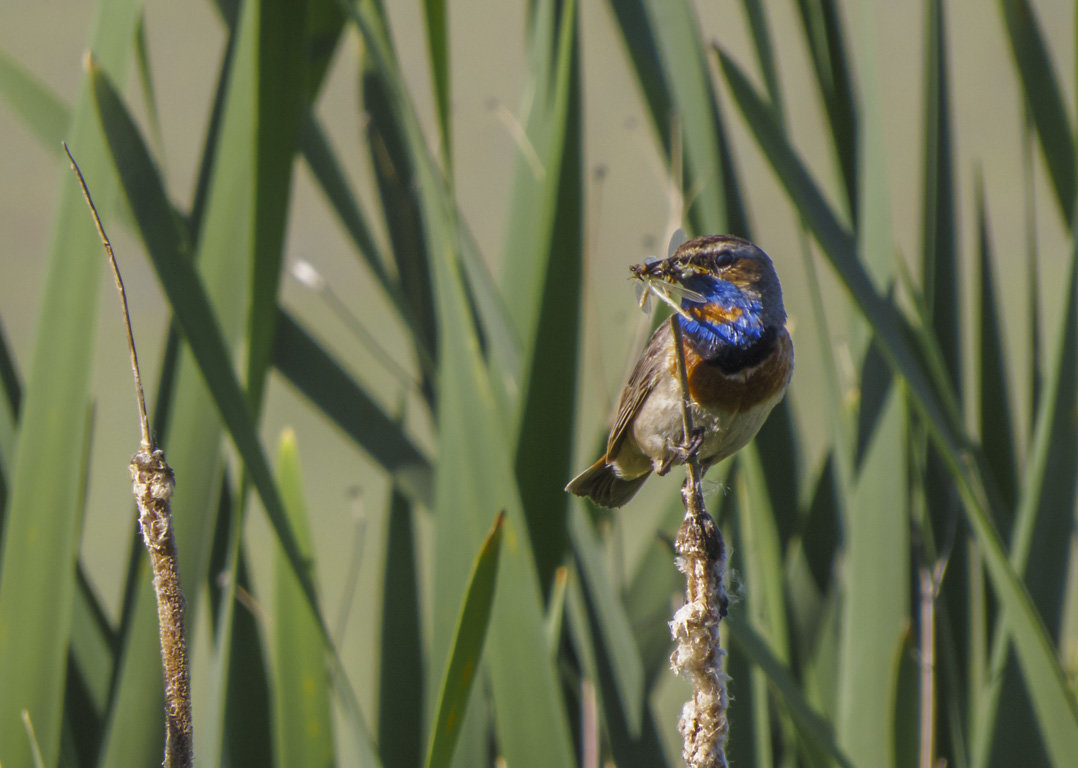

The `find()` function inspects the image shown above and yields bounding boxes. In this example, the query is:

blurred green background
[0,1,1075,767]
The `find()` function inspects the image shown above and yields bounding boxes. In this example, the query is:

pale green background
[0,0,1073,756]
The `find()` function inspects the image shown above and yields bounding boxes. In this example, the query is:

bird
[566,234,793,508]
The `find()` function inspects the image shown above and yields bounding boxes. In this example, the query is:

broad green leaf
[920,0,960,385]
[299,116,396,301]
[351,3,522,401]
[728,615,854,768]
[959,480,1078,768]
[427,213,575,768]
[274,430,335,768]
[61,415,108,768]
[185,21,236,241]
[568,506,644,733]
[736,3,838,542]
[717,49,855,258]
[918,7,967,686]
[0,1,140,764]
[853,1,893,289]
[501,0,578,350]
[221,551,276,768]
[735,446,796,761]
[1010,280,1078,639]
[213,2,313,757]
[424,512,505,768]
[935,597,975,768]
[623,506,683,687]
[740,1,783,115]
[799,453,842,593]
[272,311,432,506]
[303,0,345,95]
[752,401,802,548]
[0,47,70,155]
[361,50,439,396]
[0,316,19,418]
[64,566,116,763]
[195,481,273,768]
[503,0,582,594]
[90,59,320,627]
[245,0,308,412]
[564,566,669,768]
[792,0,858,219]
[378,484,424,768]
[997,0,1075,225]
[89,59,379,765]
[0,317,19,516]
[836,20,907,766]
[133,13,165,166]
[971,245,1078,768]
[606,0,739,235]
[342,5,578,764]
[94,9,253,760]
[892,633,921,768]
[973,186,1018,514]
[837,389,909,768]
[603,0,668,142]
[1021,109,1044,420]
[717,63,1078,706]
[421,0,450,167]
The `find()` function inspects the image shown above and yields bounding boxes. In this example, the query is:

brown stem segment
[668,317,730,768]
[131,450,192,768]
[66,142,192,767]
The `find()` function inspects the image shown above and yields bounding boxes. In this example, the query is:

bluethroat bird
[566,234,793,508]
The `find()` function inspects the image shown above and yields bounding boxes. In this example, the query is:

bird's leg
[657,427,706,476]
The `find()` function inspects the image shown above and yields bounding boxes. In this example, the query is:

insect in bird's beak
[630,256,707,320]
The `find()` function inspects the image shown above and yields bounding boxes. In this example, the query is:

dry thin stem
[20,710,45,766]
[911,509,950,768]
[668,316,730,768]
[919,559,947,768]
[66,145,192,768]
[918,564,937,768]
[581,678,600,768]
[63,142,152,453]
[290,260,419,392]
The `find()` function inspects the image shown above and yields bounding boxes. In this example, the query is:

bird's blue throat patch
[677,274,769,368]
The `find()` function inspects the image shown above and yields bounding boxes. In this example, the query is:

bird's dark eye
[715,251,735,269]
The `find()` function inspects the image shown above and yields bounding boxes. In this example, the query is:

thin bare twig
[918,554,948,768]
[65,144,192,768]
[919,564,937,768]
[63,142,151,453]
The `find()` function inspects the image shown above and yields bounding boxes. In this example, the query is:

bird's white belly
[622,373,782,476]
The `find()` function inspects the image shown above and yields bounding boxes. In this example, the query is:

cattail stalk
[668,316,730,768]
[131,449,191,766]
[66,144,192,768]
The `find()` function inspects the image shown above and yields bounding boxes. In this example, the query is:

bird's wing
[606,321,672,457]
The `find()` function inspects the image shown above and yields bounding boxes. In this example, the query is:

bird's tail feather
[565,457,649,508]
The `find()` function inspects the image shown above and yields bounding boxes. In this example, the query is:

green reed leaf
[0,48,70,155]
[378,484,424,768]
[998,0,1075,226]
[424,512,505,768]
[0,2,140,764]
[272,312,432,505]
[89,62,376,759]
[274,431,335,767]
[503,0,582,596]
